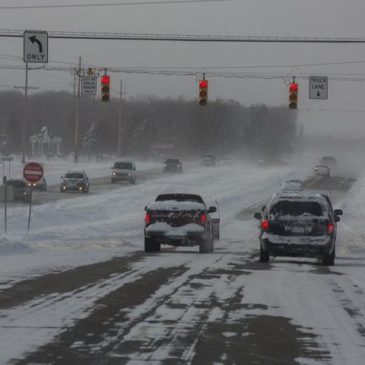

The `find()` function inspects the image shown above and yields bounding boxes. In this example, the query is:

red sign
[23,162,44,183]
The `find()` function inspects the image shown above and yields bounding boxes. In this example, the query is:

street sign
[81,76,97,95]
[1,156,13,162]
[23,30,48,63]
[23,162,44,183]
[309,76,328,99]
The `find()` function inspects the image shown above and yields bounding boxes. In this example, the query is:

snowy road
[0,157,364,364]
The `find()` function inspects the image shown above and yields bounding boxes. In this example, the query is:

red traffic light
[289,82,298,92]
[101,75,110,85]
[198,79,208,106]
[101,75,110,102]
[199,80,208,88]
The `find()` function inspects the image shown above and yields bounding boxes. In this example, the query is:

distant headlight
[112,172,116,176]
[128,172,131,176]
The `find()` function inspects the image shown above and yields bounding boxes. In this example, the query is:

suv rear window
[270,200,323,217]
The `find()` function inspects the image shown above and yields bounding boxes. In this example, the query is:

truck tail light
[261,219,269,232]
[144,212,151,225]
[200,213,207,225]
[327,223,334,234]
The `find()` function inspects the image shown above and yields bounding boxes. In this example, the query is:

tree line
[0,90,298,161]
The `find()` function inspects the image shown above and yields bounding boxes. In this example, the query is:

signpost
[309,76,328,99]
[23,162,44,231]
[22,30,49,164]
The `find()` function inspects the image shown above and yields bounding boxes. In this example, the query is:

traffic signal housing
[199,79,208,106]
[289,82,298,109]
[101,75,110,102]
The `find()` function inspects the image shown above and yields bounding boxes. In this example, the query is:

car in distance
[27,176,47,191]
[200,154,216,167]
[163,158,183,173]
[144,193,217,253]
[111,160,136,184]
[254,191,343,265]
[313,165,330,178]
[60,170,89,193]
[5,179,31,202]
[281,179,304,192]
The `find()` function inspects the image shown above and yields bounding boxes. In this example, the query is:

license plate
[291,225,312,234]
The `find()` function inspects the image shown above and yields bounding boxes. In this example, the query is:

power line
[2,29,365,43]
[0,0,229,10]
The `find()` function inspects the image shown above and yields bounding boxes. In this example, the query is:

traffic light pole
[21,62,29,164]
[74,57,81,163]
[117,80,122,156]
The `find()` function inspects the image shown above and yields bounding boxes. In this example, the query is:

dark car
[60,170,89,193]
[144,193,217,253]
[254,192,343,266]
[163,158,183,173]
[27,177,47,191]
[200,154,216,167]
[5,179,31,202]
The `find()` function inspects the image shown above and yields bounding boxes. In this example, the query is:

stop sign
[23,162,44,183]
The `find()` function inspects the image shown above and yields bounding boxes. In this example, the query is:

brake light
[327,223,334,234]
[261,219,269,231]
[144,212,151,225]
[200,213,207,225]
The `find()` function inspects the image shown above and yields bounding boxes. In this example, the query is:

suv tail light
[261,219,269,232]
[144,212,151,225]
[327,223,334,234]
[200,213,207,226]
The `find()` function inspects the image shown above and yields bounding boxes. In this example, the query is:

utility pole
[74,57,81,163]
[21,62,29,164]
[117,80,122,156]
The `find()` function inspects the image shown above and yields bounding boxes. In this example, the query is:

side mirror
[254,212,262,220]
[144,205,148,211]
[334,209,343,216]
[261,205,266,212]
[208,206,217,213]
[335,216,341,223]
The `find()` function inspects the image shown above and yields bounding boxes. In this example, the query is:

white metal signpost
[81,76,97,95]
[23,30,48,63]
[309,76,328,100]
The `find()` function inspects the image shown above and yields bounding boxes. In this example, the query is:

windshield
[114,162,133,170]
[65,173,84,179]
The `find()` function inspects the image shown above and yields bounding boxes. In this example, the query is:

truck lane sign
[309,76,328,99]
[23,30,48,63]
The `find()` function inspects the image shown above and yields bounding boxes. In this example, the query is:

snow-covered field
[0,153,364,364]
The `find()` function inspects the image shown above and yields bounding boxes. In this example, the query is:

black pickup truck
[144,193,218,253]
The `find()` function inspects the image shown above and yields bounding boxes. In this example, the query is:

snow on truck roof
[148,200,206,211]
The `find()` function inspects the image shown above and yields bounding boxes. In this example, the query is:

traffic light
[199,79,208,106]
[289,82,298,109]
[101,75,110,102]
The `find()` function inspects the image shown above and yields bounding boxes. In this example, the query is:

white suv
[111,160,136,184]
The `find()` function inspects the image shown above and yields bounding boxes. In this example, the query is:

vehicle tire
[259,245,270,263]
[111,179,114,184]
[145,237,157,253]
[130,179,136,184]
[199,236,213,253]
[322,247,335,266]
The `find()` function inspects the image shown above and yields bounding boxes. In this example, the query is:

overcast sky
[1,0,365,137]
